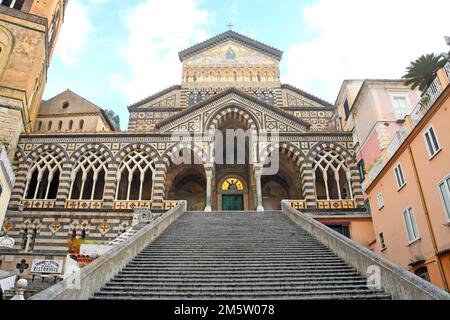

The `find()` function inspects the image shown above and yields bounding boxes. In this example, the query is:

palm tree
[402,53,446,92]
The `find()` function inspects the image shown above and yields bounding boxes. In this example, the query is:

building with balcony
[365,62,450,291]
[335,79,421,207]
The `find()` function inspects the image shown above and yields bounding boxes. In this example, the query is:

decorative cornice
[178,30,283,62]
[155,87,311,130]
[128,85,181,111]
[281,84,334,107]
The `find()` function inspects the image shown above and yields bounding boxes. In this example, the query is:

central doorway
[222,195,244,211]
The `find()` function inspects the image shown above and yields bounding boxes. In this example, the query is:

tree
[104,109,120,131]
[402,53,447,92]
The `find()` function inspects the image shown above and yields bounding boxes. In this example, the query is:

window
[116,150,156,201]
[391,94,411,119]
[364,200,372,215]
[313,150,353,200]
[394,163,406,189]
[57,121,63,131]
[24,150,62,200]
[35,121,42,132]
[326,224,351,238]
[357,159,366,182]
[1,0,25,10]
[377,192,384,210]
[68,120,73,130]
[0,181,2,197]
[343,99,351,119]
[379,232,386,250]
[424,125,441,158]
[415,267,430,282]
[403,207,420,243]
[47,121,52,131]
[79,120,84,130]
[438,176,450,222]
[69,150,108,201]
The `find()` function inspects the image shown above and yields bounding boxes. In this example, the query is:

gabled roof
[178,30,283,62]
[155,87,311,130]
[281,84,334,107]
[39,89,116,131]
[128,85,181,111]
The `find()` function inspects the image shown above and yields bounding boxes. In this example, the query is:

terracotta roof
[178,30,283,62]
[155,87,311,130]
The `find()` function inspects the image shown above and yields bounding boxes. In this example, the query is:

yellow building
[0,0,67,158]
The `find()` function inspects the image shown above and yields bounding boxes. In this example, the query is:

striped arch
[260,142,307,200]
[153,143,207,204]
[206,105,260,131]
[306,142,363,207]
[115,143,160,163]
[114,144,160,201]
[69,143,114,165]
[10,144,67,206]
[65,144,115,207]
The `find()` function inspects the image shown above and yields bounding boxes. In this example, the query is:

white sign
[80,244,111,257]
[31,259,63,274]
[0,236,15,249]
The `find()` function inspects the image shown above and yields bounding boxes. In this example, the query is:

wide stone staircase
[92,211,391,300]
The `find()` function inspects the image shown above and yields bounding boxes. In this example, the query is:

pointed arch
[69,146,110,201]
[307,143,357,201]
[205,105,261,132]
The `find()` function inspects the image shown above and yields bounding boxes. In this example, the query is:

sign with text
[31,259,63,274]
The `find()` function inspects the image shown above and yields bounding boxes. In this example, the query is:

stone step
[108,278,368,286]
[120,265,355,272]
[113,272,364,281]
[93,211,391,300]
[93,289,390,299]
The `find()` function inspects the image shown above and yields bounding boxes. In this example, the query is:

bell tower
[0,0,67,157]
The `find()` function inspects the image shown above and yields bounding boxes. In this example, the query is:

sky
[44,0,450,130]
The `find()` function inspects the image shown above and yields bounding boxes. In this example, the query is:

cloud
[114,0,213,104]
[54,0,92,66]
[284,0,450,102]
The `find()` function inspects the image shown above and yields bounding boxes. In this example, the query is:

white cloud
[284,0,450,102]
[114,0,213,104]
[54,0,92,66]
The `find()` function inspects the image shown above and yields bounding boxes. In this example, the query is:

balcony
[367,61,450,184]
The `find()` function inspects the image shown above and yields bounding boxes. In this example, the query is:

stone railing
[282,202,450,300]
[445,61,450,82]
[386,125,409,160]
[411,76,444,126]
[29,201,186,300]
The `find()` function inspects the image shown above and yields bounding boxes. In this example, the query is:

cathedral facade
[0,31,371,276]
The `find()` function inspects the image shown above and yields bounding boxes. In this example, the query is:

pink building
[335,79,421,211]
[365,63,450,291]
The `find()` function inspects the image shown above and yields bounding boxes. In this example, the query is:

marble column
[204,163,213,212]
[254,164,264,212]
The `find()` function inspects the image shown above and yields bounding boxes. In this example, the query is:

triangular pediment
[179,31,283,62]
[155,88,310,133]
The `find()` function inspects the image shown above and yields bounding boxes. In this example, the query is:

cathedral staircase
[92,211,391,300]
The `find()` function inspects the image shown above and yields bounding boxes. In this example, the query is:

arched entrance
[261,146,304,209]
[166,164,206,211]
[219,176,246,211]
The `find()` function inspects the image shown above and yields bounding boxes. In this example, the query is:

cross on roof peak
[226,23,234,31]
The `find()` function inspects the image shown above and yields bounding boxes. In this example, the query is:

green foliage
[104,109,121,131]
[402,53,446,92]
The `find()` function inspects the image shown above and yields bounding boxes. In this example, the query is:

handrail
[282,202,450,300]
[29,201,186,300]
